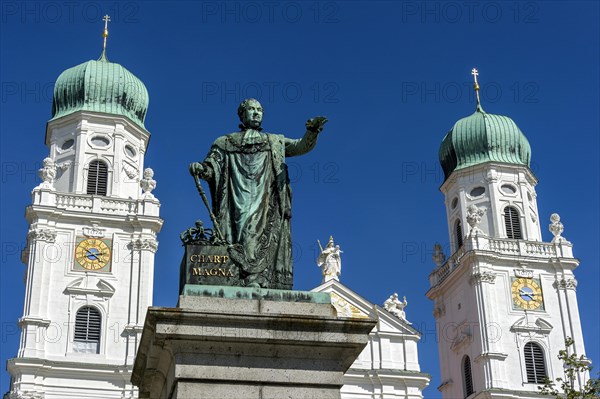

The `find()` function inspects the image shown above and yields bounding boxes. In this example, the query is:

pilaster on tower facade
[427,87,589,399]
[5,40,163,399]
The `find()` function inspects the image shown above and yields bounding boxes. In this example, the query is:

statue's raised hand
[306,116,328,133]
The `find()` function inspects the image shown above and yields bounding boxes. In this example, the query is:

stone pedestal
[132,287,376,399]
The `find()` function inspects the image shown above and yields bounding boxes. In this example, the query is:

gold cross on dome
[102,15,111,51]
[471,67,481,107]
[471,68,479,86]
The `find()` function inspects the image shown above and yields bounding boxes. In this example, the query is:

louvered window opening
[74,306,101,343]
[87,160,108,196]
[456,220,464,248]
[463,355,474,398]
[504,206,523,239]
[524,342,547,383]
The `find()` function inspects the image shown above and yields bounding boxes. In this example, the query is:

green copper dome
[439,105,531,180]
[50,53,149,129]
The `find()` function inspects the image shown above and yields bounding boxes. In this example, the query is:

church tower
[6,19,162,399]
[426,70,589,399]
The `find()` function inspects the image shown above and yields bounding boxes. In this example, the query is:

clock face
[511,277,544,310]
[74,237,111,271]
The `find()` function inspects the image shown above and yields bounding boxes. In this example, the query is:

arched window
[524,342,547,383]
[455,220,464,248]
[504,206,523,239]
[86,160,108,196]
[73,306,101,354]
[462,355,474,398]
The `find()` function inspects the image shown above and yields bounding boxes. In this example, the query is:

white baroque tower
[5,24,162,399]
[426,74,589,399]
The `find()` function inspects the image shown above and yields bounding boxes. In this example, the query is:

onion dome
[439,69,532,181]
[440,69,532,181]
[50,51,149,129]
[439,104,531,180]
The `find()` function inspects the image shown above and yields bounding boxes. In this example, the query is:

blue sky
[1,1,598,396]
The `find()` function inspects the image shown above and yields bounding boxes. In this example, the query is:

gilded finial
[99,15,111,61]
[471,68,482,110]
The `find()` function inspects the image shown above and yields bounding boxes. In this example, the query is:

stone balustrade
[429,235,573,288]
[32,189,159,217]
[56,194,93,211]
[99,198,138,214]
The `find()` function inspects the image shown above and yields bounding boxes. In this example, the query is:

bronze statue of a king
[188,99,327,290]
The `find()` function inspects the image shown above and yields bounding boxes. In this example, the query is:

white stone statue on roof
[317,236,342,283]
[384,293,410,324]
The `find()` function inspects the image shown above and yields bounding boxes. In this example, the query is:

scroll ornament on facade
[27,228,57,243]
[123,163,139,179]
[554,277,577,291]
[128,238,159,253]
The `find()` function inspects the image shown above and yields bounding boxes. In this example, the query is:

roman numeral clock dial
[511,277,544,310]
[74,237,112,271]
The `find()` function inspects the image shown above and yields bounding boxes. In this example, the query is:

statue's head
[326,236,335,248]
[238,98,263,130]
[143,168,154,179]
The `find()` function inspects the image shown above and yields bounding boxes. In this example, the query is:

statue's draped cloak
[203,129,318,289]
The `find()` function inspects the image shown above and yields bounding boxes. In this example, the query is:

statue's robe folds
[202,129,318,289]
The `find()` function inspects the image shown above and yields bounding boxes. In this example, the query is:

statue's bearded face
[242,100,263,129]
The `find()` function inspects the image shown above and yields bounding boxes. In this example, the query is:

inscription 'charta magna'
[180,244,241,292]
[189,254,230,264]
[192,267,235,277]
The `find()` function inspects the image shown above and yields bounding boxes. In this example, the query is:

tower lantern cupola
[439,68,532,181]
[44,21,152,199]
[50,53,149,131]
[438,70,540,249]
[438,105,532,181]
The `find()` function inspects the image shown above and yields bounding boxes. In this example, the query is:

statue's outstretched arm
[285,116,327,157]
